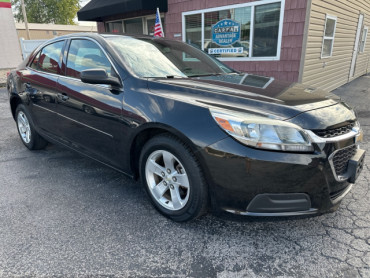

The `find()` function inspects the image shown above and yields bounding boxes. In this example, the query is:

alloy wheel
[145,150,190,211]
[17,111,31,144]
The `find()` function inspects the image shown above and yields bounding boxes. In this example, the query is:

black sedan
[7,33,365,221]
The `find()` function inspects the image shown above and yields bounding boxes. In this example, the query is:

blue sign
[212,19,241,46]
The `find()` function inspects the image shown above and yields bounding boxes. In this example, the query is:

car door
[55,38,125,167]
[21,40,65,137]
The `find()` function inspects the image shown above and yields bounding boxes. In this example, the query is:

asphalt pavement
[0,76,369,278]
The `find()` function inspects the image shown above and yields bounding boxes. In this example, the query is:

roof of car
[48,32,165,42]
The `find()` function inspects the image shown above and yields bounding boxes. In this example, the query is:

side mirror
[80,69,121,87]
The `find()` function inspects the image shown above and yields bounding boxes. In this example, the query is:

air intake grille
[313,123,355,138]
[333,145,357,176]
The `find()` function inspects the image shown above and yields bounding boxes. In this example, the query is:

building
[16,23,97,40]
[0,0,22,69]
[78,0,370,91]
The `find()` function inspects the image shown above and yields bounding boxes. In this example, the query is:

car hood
[146,73,343,120]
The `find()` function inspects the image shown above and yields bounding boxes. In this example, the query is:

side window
[38,41,65,74]
[30,51,41,70]
[66,39,112,79]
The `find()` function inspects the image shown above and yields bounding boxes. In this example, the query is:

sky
[80,0,91,8]
[77,0,94,26]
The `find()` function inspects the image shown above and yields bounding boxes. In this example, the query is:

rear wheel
[15,104,48,150]
[139,135,208,222]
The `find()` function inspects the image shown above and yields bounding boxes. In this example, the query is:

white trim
[249,5,255,58]
[360,27,368,53]
[201,12,205,50]
[321,14,337,59]
[349,14,364,78]
[182,13,186,42]
[181,0,285,62]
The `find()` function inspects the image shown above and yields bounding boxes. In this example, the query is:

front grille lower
[332,145,357,176]
[313,123,355,138]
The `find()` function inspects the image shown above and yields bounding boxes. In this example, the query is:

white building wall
[0,6,22,69]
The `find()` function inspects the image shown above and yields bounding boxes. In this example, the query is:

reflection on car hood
[147,73,342,120]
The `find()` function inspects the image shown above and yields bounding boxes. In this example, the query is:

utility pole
[20,0,30,39]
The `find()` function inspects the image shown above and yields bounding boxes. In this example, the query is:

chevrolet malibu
[7,33,365,222]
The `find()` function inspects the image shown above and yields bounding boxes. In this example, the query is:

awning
[77,0,168,21]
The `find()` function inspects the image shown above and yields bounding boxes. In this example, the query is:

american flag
[154,8,164,37]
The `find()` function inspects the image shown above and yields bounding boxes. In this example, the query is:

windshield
[106,36,235,78]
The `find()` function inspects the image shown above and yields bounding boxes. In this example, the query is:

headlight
[211,110,314,152]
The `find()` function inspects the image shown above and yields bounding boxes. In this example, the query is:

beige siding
[301,0,370,91]
[16,23,98,40]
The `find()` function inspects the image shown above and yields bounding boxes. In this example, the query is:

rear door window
[38,41,65,74]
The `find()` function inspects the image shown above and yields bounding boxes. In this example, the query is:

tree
[12,0,81,25]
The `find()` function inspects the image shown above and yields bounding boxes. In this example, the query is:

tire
[15,104,48,150]
[139,135,208,222]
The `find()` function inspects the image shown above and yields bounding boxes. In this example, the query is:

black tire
[139,134,208,222]
[15,104,48,150]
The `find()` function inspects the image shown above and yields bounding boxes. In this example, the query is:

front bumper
[200,134,365,217]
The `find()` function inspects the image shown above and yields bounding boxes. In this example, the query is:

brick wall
[165,0,308,82]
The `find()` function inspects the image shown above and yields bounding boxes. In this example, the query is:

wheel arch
[10,95,22,120]
[129,124,207,181]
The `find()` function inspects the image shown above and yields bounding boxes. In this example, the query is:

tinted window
[30,51,41,70]
[66,40,112,79]
[38,41,64,74]
[253,3,281,57]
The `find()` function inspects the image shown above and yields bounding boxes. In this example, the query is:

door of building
[349,14,364,79]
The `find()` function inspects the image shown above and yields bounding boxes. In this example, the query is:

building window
[359,27,368,53]
[182,0,284,61]
[105,21,123,33]
[124,18,143,34]
[321,15,337,58]
[105,15,165,35]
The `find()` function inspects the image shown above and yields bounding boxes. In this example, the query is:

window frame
[359,26,368,53]
[321,14,337,59]
[181,0,285,62]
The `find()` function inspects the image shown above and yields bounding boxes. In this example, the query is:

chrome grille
[313,123,355,138]
[332,145,357,176]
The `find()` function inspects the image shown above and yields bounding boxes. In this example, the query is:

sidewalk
[0,69,12,87]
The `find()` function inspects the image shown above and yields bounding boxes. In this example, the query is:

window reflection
[38,41,64,74]
[66,40,112,79]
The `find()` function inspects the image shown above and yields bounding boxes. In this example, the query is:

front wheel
[139,135,208,222]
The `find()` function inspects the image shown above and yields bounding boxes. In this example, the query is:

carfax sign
[212,19,241,46]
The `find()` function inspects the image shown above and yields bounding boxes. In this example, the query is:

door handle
[57,93,69,101]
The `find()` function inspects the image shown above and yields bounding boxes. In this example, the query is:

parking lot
[0,76,369,277]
